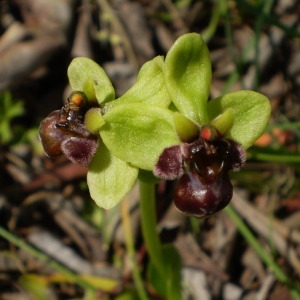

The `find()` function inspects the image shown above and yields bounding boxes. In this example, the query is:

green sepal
[100,103,180,170]
[87,143,138,210]
[207,90,271,149]
[104,56,170,111]
[68,57,115,105]
[147,245,181,300]
[164,33,212,124]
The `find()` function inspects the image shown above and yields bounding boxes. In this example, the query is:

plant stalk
[139,181,165,278]
[121,197,149,300]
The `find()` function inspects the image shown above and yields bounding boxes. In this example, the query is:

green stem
[139,181,165,277]
[202,0,223,42]
[237,0,300,37]
[121,198,149,300]
[0,226,96,292]
[248,151,300,163]
[253,0,275,89]
[225,206,300,300]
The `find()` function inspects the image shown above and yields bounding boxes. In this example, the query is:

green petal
[87,143,138,210]
[68,57,115,104]
[210,108,234,135]
[104,56,170,111]
[84,108,105,134]
[164,33,212,124]
[100,103,180,170]
[207,90,271,149]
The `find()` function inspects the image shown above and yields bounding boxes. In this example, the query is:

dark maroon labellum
[174,171,233,218]
[39,91,99,167]
[154,125,246,218]
[39,110,68,158]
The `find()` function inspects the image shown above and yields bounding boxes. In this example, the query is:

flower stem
[121,197,149,300]
[139,181,165,277]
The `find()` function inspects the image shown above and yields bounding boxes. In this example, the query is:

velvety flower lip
[39,91,99,167]
[61,136,98,167]
[154,125,246,218]
[153,145,184,180]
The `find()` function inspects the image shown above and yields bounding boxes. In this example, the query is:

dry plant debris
[0,0,300,299]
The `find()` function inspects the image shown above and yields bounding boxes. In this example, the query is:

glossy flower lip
[39,91,99,167]
[154,125,246,218]
[39,110,67,158]
[174,171,233,218]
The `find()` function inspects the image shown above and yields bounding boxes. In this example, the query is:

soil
[0,0,300,299]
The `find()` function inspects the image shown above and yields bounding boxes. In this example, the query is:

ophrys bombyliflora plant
[39,33,270,216]
[39,32,271,300]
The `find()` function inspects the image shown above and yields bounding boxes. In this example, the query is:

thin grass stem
[0,226,96,292]
[225,205,300,300]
